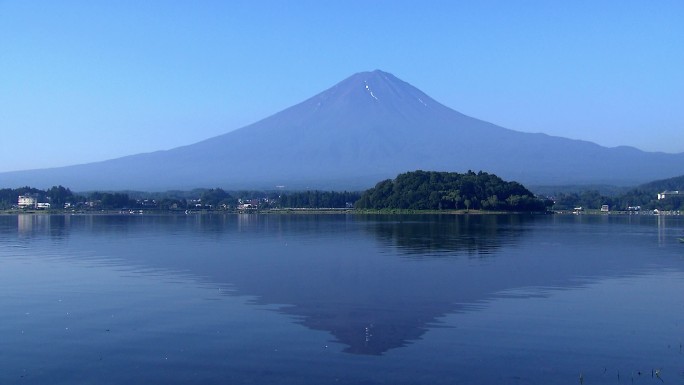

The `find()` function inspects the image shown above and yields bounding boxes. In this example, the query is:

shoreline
[1,209,678,216]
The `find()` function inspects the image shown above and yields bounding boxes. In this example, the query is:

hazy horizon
[1,2,683,173]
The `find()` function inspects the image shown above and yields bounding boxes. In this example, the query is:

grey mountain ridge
[2,70,683,190]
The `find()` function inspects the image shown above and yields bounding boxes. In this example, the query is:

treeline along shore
[1,170,682,214]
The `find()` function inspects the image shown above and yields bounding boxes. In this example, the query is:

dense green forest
[355,170,551,211]
[277,191,360,208]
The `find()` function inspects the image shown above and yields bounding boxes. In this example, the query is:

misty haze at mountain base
[2,70,683,191]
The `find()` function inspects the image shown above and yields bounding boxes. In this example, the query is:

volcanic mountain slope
[2,70,683,191]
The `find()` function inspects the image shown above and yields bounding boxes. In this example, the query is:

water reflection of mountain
[2,214,683,356]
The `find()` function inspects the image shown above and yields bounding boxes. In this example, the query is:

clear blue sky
[1,1,682,172]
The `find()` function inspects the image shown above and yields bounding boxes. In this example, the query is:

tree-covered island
[355,170,551,212]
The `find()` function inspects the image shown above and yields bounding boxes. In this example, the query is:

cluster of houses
[17,194,50,209]
[17,194,101,210]
[16,194,135,210]
[572,204,611,214]
[237,198,261,211]
[14,193,262,211]
[565,190,681,215]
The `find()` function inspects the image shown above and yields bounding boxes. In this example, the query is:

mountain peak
[342,69,404,89]
[307,70,442,118]
[2,70,684,191]
[352,68,392,76]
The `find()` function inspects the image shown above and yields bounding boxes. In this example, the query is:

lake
[1,213,683,384]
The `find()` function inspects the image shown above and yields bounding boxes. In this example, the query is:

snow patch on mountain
[364,81,379,100]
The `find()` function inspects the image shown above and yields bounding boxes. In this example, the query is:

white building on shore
[657,190,681,200]
[18,195,38,209]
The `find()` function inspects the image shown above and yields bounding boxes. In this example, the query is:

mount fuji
[2,70,683,191]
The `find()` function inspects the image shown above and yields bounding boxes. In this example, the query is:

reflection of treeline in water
[355,170,551,211]
[368,214,530,256]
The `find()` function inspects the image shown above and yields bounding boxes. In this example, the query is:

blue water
[1,214,683,384]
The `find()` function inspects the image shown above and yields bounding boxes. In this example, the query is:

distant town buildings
[237,198,260,211]
[17,194,50,209]
[657,190,681,200]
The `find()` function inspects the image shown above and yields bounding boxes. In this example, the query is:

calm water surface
[1,214,683,384]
